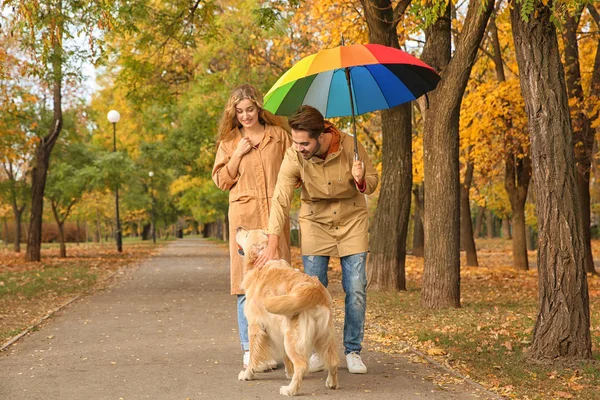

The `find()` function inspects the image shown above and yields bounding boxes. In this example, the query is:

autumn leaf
[427,347,446,356]
[554,391,574,399]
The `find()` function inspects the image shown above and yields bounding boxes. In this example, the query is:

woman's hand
[233,137,253,158]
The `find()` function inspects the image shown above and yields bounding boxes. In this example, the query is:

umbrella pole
[344,67,359,161]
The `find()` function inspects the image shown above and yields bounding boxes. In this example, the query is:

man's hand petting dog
[255,234,279,267]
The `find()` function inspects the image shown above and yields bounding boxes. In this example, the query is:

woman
[212,84,292,368]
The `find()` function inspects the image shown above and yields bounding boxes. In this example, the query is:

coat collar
[308,131,347,165]
[230,124,275,151]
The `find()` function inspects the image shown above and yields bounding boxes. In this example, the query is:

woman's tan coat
[268,131,378,257]
[212,125,292,295]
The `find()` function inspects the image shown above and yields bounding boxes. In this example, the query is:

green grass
[0,267,97,298]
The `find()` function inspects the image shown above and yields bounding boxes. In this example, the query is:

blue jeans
[237,295,250,351]
[302,252,367,355]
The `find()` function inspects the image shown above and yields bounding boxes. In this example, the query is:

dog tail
[263,283,329,317]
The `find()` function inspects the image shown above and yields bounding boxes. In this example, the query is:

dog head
[235,227,269,267]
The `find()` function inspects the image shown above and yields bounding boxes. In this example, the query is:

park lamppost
[148,171,156,244]
[107,110,123,253]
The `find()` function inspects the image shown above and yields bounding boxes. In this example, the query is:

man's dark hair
[288,106,325,139]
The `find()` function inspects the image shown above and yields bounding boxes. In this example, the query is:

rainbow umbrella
[263,43,441,159]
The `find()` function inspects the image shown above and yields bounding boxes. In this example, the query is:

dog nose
[236,227,244,233]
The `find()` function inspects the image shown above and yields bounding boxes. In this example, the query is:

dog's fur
[236,228,339,396]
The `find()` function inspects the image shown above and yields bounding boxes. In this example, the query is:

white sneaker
[308,352,325,373]
[346,352,367,374]
[243,351,277,371]
[243,351,250,368]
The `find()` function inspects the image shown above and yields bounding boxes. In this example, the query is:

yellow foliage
[170,175,203,196]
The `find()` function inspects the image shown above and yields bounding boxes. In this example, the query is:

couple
[212,84,379,374]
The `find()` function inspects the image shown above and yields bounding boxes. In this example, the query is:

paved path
[1,238,500,399]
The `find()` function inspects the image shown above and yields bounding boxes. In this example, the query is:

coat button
[328,182,331,185]
[333,211,336,215]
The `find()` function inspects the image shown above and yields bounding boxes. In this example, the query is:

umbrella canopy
[263,43,441,118]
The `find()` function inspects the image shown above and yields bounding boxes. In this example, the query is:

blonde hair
[216,84,287,144]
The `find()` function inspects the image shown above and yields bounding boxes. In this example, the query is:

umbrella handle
[344,67,360,161]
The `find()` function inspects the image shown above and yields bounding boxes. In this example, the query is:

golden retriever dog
[235,227,339,396]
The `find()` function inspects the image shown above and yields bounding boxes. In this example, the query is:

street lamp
[107,110,123,253]
[148,171,156,244]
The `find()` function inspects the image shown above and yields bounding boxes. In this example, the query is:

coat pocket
[299,200,329,223]
[229,188,256,204]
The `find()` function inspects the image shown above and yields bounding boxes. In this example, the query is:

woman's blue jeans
[302,252,367,355]
[237,295,250,351]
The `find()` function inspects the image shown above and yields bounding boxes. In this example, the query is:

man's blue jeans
[237,295,250,351]
[302,252,367,355]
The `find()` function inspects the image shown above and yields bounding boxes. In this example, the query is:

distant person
[256,105,379,374]
[212,84,292,369]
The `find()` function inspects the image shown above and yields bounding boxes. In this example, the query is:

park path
[1,238,501,400]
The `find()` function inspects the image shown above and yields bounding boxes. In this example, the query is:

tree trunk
[460,160,478,266]
[563,10,596,274]
[141,223,152,240]
[420,0,493,309]
[26,21,63,262]
[3,218,8,248]
[486,209,494,238]
[58,221,66,258]
[501,219,511,239]
[511,199,528,270]
[474,205,484,238]
[505,148,531,270]
[510,0,591,360]
[363,0,412,291]
[95,208,102,244]
[51,202,67,258]
[12,205,24,253]
[368,104,411,290]
[412,184,424,257]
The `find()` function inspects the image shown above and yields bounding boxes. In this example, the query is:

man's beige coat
[212,125,292,295]
[268,131,378,257]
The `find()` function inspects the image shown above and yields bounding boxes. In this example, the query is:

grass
[0,267,97,298]
[320,238,600,400]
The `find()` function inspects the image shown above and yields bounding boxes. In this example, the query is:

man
[256,105,379,374]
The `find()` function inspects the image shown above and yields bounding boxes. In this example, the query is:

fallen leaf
[427,347,446,356]
[554,391,573,398]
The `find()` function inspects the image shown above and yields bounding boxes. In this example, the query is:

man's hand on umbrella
[255,234,280,267]
[352,160,365,185]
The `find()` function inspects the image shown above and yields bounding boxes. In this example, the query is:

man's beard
[302,141,321,160]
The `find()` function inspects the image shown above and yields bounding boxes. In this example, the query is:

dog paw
[279,385,298,396]
[238,370,254,381]
[325,375,339,389]
[325,378,339,389]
